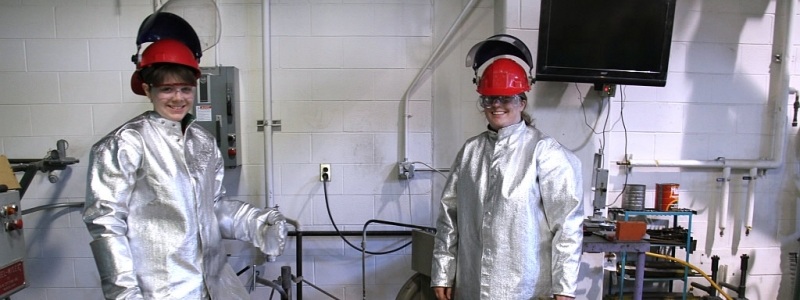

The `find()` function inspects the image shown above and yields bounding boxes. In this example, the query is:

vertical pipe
[719,167,731,237]
[251,265,257,293]
[767,0,795,167]
[744,168,757,235]
[297,233,303,300]
[710,255,719,296]
[262,0,274,208]
[399,0,480,164]
[362,231,367,300]
[634,252,645,300]
[737,254,750,295]
[281,266,293,300]
[793,250,800,300]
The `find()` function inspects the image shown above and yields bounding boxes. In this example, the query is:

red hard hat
[130,39,201,95]
[477,58,530,96]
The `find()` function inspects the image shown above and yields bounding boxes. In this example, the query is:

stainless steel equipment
[0,190,26,298]
[394,230,436,300]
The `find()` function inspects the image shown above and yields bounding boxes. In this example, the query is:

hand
[554,295,574,300]
[433,286,452,300]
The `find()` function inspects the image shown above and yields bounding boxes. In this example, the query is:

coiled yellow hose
[645,252,733,300]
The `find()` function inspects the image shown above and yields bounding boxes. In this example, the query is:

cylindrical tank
[655,183,679,211]
[622,184,646,210]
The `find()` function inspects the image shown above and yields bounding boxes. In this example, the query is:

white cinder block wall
[505,1,796,299]
[1,0,799,299]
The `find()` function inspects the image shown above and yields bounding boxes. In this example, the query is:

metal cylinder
[655,183,679,211]
[281,266,292,300]
[622,184,646,210]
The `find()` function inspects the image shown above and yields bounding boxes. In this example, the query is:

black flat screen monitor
[536,0,677,87]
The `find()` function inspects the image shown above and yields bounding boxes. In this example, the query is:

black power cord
[321,178,411,255]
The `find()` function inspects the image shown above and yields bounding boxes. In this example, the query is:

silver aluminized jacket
[83,111,287,300]
[431,121,584,299]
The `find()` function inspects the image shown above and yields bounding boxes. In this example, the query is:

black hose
[322,180,412,255]
[22,202,84,215]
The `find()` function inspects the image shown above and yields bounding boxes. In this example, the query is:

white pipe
[262,0,274,208]
[719,167,731,237]
[744,168,757,236]
[620,0,795,241]
[622,157,782,170]
[620,0,794,171]
[399,0,480,164]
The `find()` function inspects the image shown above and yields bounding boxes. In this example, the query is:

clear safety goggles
[150,83,196,97]
[479,95,522,108]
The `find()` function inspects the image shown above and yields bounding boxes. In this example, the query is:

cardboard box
[0,155,21,190]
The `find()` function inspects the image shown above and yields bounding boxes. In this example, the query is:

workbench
[583,234,650,300]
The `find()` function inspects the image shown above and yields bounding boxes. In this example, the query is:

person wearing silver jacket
[431,58,584,300]
[83,39,287,300]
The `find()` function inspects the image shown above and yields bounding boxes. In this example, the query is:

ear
[142,83,151,98]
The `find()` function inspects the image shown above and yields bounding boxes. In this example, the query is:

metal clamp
[257,120,282,132]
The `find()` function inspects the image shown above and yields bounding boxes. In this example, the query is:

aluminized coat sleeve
[84,128,145,300]
[89,236,145,300]
[431,121,584,299]
[214,199,288,257]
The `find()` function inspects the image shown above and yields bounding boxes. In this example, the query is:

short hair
[139,63,196,86]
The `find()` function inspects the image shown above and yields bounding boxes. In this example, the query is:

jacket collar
[146,111,196,133]
[487,120,526,141]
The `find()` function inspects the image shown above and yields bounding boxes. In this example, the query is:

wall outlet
[398,161,415,180]
[320,163,331,182]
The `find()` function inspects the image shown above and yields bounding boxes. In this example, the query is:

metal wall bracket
[257,120,282,132]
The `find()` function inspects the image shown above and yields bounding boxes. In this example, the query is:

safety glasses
[479,95,522,108]
[150,83,196,97]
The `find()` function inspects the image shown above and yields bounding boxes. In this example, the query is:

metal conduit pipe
[399,0,480,165]
[744,168,757,236]
[617,0,796,236]
[261,0,274,208]
[719,167,731,237]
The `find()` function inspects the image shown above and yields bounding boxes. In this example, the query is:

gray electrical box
[195,66,241,168]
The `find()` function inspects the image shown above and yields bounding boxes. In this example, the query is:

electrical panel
[0,190,26,298]
[194,66,242,168]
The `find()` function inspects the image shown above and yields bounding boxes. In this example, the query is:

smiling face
[139,64,198,122]
[481,94,526,130]
[143,77,196,122]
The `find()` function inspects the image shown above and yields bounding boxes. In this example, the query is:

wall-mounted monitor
[535,0,677,87]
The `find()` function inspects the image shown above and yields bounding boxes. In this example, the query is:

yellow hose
[645,252,733,300]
